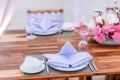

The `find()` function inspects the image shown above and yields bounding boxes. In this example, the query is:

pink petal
[114,24,120,32]
[96,33,105,42]
[102,24,112,34]
[79,22,84,31]
[92,25,101,34]
[112,32,120,42]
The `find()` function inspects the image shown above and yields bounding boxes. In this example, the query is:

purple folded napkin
[27,16,61,34]
[43,42,93,68]
[59,41,78,55]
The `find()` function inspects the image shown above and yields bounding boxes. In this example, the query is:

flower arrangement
[88,2,120,43]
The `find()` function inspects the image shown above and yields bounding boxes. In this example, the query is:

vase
[93,37,120,45]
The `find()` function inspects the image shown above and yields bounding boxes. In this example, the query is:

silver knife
[91,60,98,71]
[88,61,95,72]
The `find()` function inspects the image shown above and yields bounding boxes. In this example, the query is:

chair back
[27,9,64,27]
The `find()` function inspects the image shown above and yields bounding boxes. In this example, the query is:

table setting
[26,10,76,40]
[26,15,62,39]
[26,18,76,39]
[19,42,98,77]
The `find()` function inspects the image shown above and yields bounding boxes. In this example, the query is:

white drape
[73,0,87,26]
[0,0,17,37]
[0,0,7,26]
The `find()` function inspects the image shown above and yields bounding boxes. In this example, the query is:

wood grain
[0,29,120,80]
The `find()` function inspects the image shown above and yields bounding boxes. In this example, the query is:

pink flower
[114,24,120,32]
[79,22,84,31]
[102,24,112,34]
[96,33,105,42]
[92,25,101,34]
[108,31,115,39]
[112,32,120,42]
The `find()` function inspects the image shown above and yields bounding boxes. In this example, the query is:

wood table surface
[0,29,120,80]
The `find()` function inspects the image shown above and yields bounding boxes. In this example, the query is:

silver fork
[88,60,98,72]
[88,61,95,72]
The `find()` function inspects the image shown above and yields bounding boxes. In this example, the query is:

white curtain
[0,0,7,26]
[0,0,17,37]
[73,0,87,26]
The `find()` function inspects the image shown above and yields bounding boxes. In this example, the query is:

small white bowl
[20,56,45,73]
[61,22,75,31]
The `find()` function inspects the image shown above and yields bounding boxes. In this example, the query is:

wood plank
[1,29,120,79]
[0,69,23,78]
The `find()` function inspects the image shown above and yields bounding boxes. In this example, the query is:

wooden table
[0,29,120,80]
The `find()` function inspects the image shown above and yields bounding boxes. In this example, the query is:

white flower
[109,18,119,24]
[107,14,119,24]
[96,16,104,25]
[88,19,96,29]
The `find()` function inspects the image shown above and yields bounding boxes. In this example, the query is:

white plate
[34,31,58,36]
[49,62,89,71]
[20,63,45,74]
[93,37,120,45]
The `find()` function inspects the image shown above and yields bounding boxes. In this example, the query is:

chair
[26,9,64,27]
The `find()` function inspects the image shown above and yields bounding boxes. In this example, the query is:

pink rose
[96,33,105,42]
[102,24,112,34]
[114,24,120,32]
[92,25,101,34]
[112,32,120,42]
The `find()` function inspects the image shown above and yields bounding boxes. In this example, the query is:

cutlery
[88,61,95,72]
[43,57,50,75]
[91,60,98,71]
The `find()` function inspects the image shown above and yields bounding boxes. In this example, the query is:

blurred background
[0,0,120,30]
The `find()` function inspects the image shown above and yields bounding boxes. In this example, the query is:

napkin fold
[28,16,61,34]
[59,42,78,55]
[43,42,93,68]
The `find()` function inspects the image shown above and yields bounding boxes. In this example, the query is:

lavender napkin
[43,42,93,68]
[27,16,61,34]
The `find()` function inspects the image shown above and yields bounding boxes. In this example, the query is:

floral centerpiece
[88,1,120,45]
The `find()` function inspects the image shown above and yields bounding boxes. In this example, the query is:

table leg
[62,78,69,80]
[34,79,51,80]
[105,75,111,80]
[79,76,84,80]
[86,76,92,80]
[65,78,69,80]
[112,74,120,80]
[105,74,120,80]
[110,74,116,80]
[50,78,69,80]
